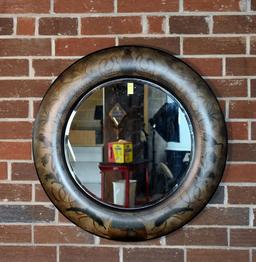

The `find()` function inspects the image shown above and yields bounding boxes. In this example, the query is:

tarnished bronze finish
[33,46,227,241]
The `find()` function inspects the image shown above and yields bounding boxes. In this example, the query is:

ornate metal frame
[33,46,227,241]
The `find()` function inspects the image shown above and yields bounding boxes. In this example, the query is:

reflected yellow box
[108,140,133,163]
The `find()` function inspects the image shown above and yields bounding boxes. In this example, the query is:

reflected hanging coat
[150,102,179,142]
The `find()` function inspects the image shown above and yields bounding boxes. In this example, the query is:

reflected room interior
[65,79,193,208]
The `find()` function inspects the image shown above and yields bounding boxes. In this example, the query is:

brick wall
[0,0,255,261]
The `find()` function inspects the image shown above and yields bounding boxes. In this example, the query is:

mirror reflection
[64,79,193,208]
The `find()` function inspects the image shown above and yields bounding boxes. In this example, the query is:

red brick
[252,122,256,139]
[0,162,7,180]
[81,16,142,35]
[252,0,256,10]
[12,163,37,181]
[250,37,256,54]
[166,227,227,246]
[219,100,226,117]
[231,229,256,247]
[0,39,51,56]
[169,16,209,34]
[251,79,256,97]
[0,59,28,76]
[210,186,225,204]
[55,38,115,56]
[228,143,256,161]
[0,225,31,243]
[0,183,32,201]
[0,121,32,139]
[0,101,28,118]
[17,17,35,35]
[33,100,41,118]
[32,59,75,76]
[0,0,50,13]
[190,207,249,226]
[0,18,13,35]
[206,79,247,98]
[39,17,78,35]
[147,16,165,34]
[58,212,73,224]
[185,0,242,11]
[229,100,256,118]
[118,0,179,12]
[187,249,249,262]
[214,15,256,34]
[119,37,180,54]
[183,37,246,54]
[54,0,113,13]
[34,225,94,244]
[0,205,55,222]
[0,246,56,262]
[0,142,31,160]
[223,164,256,183]
[227,58,256,76]
[124,248,183,262]
[183,58,222,76]
[60,247,119,262]
[35,184,50,202]
[228,186,256,204]
[0,80,50,98]
[227,121,248,140]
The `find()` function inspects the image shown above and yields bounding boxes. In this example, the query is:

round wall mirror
[33,46,227,241]
[64,78,194,209]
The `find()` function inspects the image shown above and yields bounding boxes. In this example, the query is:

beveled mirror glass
[64,78,193,208]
